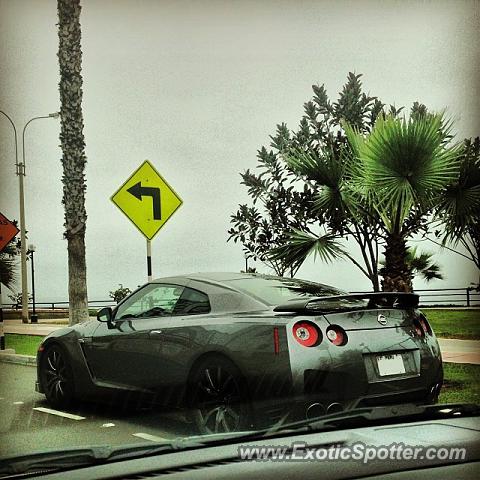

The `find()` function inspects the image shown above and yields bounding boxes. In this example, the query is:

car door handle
[149,330,163,336]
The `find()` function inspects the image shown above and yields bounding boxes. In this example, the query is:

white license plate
[376,354,405,376]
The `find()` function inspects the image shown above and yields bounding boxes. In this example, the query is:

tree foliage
[227,126,316,276]
[109,284,132,304]
[406,247,444,283]
[436,136,480,273]
[229,72,471,292]
[0,243,19,292]
[230,73,390,289]
[345,113,461,291]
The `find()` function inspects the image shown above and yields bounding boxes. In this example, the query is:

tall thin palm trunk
[57,0,89,325]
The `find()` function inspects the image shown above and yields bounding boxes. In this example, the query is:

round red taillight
[326,325,347,346]
[292,321,321,347]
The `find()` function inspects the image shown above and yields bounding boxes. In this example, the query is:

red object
[326,325,348,346]
[292,321,320,347]
[0,212,19,253]
[273,327,280,354]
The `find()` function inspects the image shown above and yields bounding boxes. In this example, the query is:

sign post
[146,239,152,281]
[0,211,20,350]
[111,160,182,281]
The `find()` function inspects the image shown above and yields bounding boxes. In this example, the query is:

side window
[115,284,184,320]
[173,287,210,315]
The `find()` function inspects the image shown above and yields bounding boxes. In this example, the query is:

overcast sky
[1,0,479,303]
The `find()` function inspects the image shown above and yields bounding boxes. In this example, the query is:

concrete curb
[0,352,36,366]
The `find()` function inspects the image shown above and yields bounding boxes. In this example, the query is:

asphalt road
[0,363,194,459]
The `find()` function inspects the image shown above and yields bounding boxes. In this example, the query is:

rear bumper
[254,381,442,427]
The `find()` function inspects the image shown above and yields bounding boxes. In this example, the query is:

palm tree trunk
[380,234,413,292]
[58,0,89,325]
[67,234,88,324]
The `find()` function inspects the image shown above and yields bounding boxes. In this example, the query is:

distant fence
[2,299,113,312]
[415,287,479,308]
[1,287,479,311]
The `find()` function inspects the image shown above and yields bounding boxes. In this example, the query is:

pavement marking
[101,423,116,428]
[13,401,24,405]
[132,432,169,443]
[33,407,86,420]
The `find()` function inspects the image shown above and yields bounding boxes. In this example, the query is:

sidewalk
[2,318,93,336]
[437,338,480,365]
[2,320,479,365]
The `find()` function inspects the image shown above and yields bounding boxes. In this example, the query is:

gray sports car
[36,272,443,434]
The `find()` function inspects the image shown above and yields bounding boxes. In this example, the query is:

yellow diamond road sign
[111,160,182,240]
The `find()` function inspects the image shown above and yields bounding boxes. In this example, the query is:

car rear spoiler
[273,292,419,314]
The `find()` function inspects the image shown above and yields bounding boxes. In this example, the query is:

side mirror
[97,307,113,323]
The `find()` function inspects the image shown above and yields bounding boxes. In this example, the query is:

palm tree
[407,248,444,283]
[435,137,480,281]
[57,0,89,325]
[345,114,460,292]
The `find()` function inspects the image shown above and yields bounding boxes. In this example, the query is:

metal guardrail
[2,299,113,311]
[1,288,479,311]
[415,288,479,307]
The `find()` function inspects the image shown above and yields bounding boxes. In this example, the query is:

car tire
[189,356,253,435]
[40,344,75,409]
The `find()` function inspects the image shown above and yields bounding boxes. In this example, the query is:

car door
[83,283,185,390]
[139,286,213,393]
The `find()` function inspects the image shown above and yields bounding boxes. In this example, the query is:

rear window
[226,276,347,305]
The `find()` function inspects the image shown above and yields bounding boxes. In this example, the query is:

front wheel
[40,345,75,409]
[189,358,253,434]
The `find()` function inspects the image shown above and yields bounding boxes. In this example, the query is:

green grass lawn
[423,309,480,340]
[5,334,43,356]
[438,363,480,404]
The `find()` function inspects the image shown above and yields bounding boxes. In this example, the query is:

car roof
[151,272,264,284]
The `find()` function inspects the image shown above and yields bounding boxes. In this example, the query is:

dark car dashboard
[5,415,479,480]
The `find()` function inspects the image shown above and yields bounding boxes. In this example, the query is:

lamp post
[1,110,59,323]
[0,110,19,328]
[27,245,37,323]
[20,112,60,323]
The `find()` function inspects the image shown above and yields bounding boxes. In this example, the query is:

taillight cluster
[326,325,348,346]
[413,313,432,338]
[291,322,348,348]
[292,321,321,347]
[418,313,432,335]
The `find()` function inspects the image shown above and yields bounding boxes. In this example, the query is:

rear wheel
[189,357,252,434]
[40,345,75,409]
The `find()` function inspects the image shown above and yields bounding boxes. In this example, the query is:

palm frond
[346,113,461,233]
[268,230,346,268]
[437,138,480,242]
[406,246,444,282]
[285,148,344,188]
[0,249,18,291]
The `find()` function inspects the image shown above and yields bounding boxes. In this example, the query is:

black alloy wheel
[190,359,252,434]
[41,345,75,408]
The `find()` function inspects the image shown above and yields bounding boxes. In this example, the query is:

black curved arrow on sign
[127,182,161,220]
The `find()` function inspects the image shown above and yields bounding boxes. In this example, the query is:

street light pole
[27,245,37,323]
[0,111,25,324]
[20,112,60,323]
[1,110,59,323]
